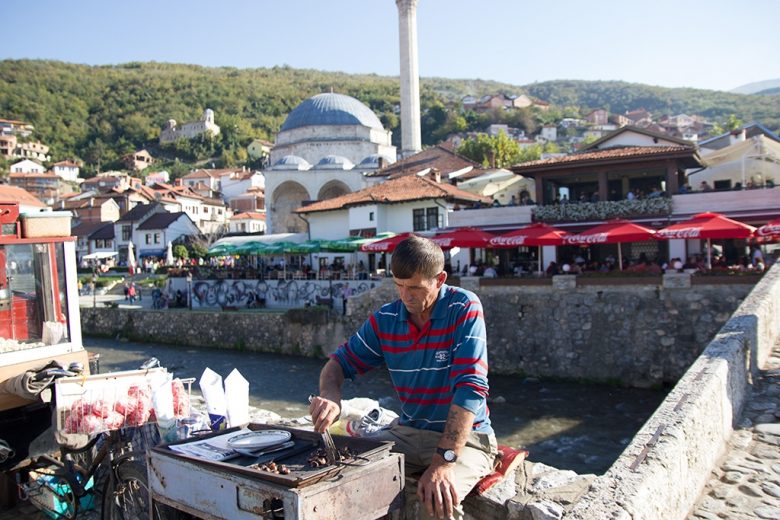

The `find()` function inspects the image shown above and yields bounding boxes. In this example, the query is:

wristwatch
[436,447,457,463]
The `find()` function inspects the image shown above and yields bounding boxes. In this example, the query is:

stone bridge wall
[567,263,780,519]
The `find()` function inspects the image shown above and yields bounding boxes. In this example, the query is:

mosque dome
[358,154,396,168]
[280,93,384,132]
[272,155,312,170]
[316,155,355,170]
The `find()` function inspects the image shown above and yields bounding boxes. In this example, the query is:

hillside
[1,60,779,175]
[731,79,780,95]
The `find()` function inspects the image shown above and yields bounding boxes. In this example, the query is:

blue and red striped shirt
[331,284,492,434]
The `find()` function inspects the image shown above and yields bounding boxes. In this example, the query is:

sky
[3,0,778,93]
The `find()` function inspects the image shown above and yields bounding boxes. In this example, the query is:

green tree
[173,244,189,260]
[710,114,744,135]
[456,131,521,168]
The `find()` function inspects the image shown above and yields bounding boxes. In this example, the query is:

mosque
[263,93,398,234]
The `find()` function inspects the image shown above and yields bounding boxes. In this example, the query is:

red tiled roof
[369,145,481,179]
[296,175,490,214]
[232,212,265,220]
[9,171,57,178]
[0,185,46,207]
[511,145,698,172]
[53,160,80,167]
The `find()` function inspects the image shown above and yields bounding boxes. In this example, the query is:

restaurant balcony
[670,185,779,221]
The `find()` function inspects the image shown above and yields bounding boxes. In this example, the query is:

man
[310,236,496,520]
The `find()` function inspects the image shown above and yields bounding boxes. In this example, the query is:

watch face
[443,449,456,462]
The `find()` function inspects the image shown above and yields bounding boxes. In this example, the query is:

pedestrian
[309,236,496,520]
[127,283,136,303]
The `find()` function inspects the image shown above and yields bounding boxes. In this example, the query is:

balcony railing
[533,197,673,223]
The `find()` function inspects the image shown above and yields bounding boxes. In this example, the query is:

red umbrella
[656,212,756,269]
[563,219,657,270]
[754,218,780,243]
[430,227,496,249]
[490,223,571,273]
[360,232,414,253]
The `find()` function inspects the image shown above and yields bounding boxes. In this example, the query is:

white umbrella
[127,242,136,275]
[166,241,174,265]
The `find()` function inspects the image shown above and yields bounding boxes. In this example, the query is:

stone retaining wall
[83,278,753,387]
[566,263,780,519]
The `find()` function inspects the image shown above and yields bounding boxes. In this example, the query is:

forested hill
[1,60,779,174]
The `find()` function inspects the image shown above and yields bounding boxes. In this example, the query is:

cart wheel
[102,461,180,520]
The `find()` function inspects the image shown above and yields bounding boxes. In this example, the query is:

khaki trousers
[371,423,497,520]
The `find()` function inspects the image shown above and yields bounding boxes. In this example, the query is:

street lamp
[92,269,98,309]
[186,272,193,310]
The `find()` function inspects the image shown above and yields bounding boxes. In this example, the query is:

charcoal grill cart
[148,424,405,519]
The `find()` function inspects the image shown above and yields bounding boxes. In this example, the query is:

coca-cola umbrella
[489,223,571,274]
[359,232,414,253]
[656,212,756,269]
[430,227,496,249]
[754,218,780,243]
[563,219,657,271]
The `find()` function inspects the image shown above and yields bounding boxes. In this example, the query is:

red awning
[656,212,756,240]
[489,223,571,248]
[754,218,780,242]
[563,219,656,246]
[359,232,414,253]
[430,227,496,249]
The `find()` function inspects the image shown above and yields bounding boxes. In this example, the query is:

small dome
[280,93,384,132]
[272,155,312,170]
[316,155,355,170]
[358,154,396,167]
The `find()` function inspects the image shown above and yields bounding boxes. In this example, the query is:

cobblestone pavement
[689,341,780,520]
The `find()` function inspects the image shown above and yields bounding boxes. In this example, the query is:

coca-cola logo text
[563,233,608,245]
[489,236,527,246]
[657,228,701,239]
[757,224,780,237]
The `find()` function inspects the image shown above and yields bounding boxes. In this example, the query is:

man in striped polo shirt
[310,236,496,520]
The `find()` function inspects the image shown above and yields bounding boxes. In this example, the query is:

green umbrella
[321,236,362,252]
[261,241,297,255]
[207,243,236,256]
[283,240,321,254]
[352,232,396,248]
[233,241,268,255]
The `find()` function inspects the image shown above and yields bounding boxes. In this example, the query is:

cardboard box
[19,211,72,238]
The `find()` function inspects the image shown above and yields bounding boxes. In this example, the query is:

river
[84,336,668,475]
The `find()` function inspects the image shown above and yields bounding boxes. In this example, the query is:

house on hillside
[10,159,45,174]
[229,186,265,213]
[123,149,154,171]
[8,171,70,205]
[56,196,120,225]
[367,144,482,182]
[0,118,34,137]
[247,139,272,164]
[52,160,81,182]
[113,203,168,265]
[585,109,609,126]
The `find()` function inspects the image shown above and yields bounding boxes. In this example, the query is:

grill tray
[155,423,394,488]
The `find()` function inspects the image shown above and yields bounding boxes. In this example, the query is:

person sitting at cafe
[309,236,496,520]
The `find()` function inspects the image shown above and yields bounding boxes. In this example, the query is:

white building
[228,211,266,234]
[265,93,397,234]
[159,108,220,144]
[52,160,80,182]
[10,159,45,173]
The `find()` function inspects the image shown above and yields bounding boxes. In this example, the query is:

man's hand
[309,395,340,433]
[417,459,459,520]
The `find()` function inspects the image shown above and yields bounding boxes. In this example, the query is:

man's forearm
[438,404,475,454]
[319,358,345,403]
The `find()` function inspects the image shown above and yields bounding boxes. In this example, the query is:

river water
[85,337,668,475]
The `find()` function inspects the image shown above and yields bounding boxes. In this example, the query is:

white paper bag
[199,368,227,430]
[224,369,249,427]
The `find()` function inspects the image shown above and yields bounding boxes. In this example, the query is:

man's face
[393,271,446,316]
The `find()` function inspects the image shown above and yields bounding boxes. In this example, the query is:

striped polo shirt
[331,284,492,434]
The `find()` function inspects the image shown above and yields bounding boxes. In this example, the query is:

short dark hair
[391,236,444,279]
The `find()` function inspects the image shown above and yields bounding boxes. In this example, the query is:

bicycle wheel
[102,461,179,520]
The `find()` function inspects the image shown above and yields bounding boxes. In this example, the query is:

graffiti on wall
[190,279,376,309]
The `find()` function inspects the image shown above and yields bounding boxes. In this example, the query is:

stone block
[663,273,691,288]
[552,275,576,290]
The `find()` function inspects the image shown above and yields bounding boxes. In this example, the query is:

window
[145,234,151,245]
[122,225,131,241]
[154,233,160,244]
[413,207,440,231]
[369,212,374,222]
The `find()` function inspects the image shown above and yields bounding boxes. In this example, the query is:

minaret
[396,0,422,157]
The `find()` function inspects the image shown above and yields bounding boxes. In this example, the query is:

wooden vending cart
[0,203,88,480]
